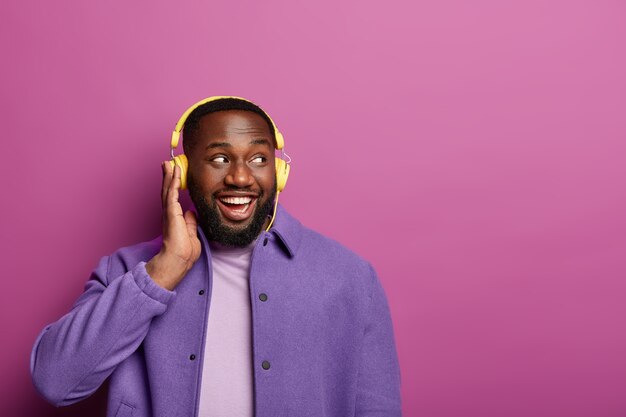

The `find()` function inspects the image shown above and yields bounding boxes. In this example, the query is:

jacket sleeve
[30,255,175,407]
[355,264,402,416]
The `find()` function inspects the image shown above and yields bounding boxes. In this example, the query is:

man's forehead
[198,110,271,135]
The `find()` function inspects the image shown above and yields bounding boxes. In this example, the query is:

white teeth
[220,196,253,205]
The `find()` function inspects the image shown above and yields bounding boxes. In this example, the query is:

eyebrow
[205,138,272,150]
[206,141,231,149]
[250,138,272,147]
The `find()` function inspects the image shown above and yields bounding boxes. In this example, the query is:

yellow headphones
[169,95,290,230]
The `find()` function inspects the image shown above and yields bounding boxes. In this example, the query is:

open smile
[216,195,259,222]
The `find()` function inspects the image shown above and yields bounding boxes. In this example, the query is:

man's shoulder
[277,206,372,272]
[283,219,378,301]
[296,222,373,276]
[301,225,365,260]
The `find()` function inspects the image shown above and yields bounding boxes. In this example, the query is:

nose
[225,161,255,188]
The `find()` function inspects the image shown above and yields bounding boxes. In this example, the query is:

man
[31,96,401,416]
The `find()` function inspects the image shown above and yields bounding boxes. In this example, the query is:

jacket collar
[196,204,303,259]
[268,204,303,258]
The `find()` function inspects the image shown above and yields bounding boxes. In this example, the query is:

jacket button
[189,354,196,361]
[262,360,271,370]
[198,290,205,295]
[259,293,268,302]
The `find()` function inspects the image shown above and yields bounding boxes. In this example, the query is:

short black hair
[182,97,276,154]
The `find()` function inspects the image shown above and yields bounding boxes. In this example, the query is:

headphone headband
[170,95,284,150]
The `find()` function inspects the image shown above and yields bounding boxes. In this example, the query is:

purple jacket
[31,205,401,416]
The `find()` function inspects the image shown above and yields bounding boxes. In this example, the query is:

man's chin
[216,214,256,232]
[196,198,273,248]
[187,176,277,248]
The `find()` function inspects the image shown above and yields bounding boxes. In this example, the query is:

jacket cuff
[132,261,175,305]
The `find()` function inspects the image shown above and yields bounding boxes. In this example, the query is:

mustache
[211,187,263,199]
[214,186,262,193]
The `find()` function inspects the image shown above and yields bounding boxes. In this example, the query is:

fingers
[165,163,182,211]
[161,161,173,208]
[184,211,201,260]
[160,162,183,230]
[184,211,198,236]
[162,161,180,206]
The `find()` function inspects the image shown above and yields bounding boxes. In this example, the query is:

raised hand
[146,162,202,290]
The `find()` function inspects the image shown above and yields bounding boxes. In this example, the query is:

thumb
[184,211,198,237]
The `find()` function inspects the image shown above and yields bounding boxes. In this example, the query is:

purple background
[2,1,626,416]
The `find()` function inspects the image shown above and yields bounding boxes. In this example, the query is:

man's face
[186,110,277,247]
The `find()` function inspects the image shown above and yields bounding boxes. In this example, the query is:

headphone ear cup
[168,154,189,190]
[275,157,290,192]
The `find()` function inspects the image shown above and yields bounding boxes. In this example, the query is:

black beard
[188,177,277,248]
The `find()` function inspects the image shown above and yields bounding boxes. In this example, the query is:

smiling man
[31,97,401,417]
[186,110,278,248]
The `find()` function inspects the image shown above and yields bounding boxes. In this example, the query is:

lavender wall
[1,1,625,416]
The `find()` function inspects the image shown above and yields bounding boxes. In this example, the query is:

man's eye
[211,156,228,163]
[251,156,266,163]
